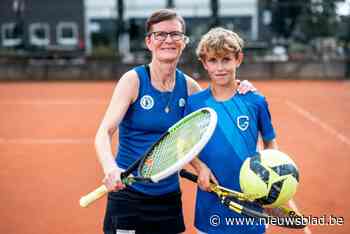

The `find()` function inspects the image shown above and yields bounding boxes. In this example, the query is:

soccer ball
[239,149,299,207]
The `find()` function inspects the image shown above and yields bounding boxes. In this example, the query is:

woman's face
[145,19,187,63]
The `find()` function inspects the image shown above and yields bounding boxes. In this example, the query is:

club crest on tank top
[140,95,154,110]
[178,98,186,107]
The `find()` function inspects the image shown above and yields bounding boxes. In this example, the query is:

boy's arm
[189,158,218,192]
[263,138,278,150]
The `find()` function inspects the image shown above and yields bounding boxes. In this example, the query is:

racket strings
[140,133,180,176]
[140,113,211,177]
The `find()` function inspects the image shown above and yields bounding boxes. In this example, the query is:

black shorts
[103,186,185,234]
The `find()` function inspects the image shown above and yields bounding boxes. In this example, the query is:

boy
[187,27,278,234]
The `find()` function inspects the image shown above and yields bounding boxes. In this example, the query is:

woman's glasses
[148,31,189,42]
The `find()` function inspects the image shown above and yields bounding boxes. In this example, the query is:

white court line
[286,100,350,147]
[285,100,347,233]
[0,99,107,105]
[0,138,93,144]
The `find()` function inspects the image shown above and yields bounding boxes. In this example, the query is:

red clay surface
[0,80,349,234]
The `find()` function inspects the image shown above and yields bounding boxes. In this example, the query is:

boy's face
[201,51,243,86]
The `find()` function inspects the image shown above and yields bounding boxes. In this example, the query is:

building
[111,0,270,53]
[124,0,259,39]
[0,0,271,57]
[0,0,85,57]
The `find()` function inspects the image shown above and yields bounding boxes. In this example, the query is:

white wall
[125,0,165,18]
[216,0,258,40]
[84,0,259,42]
[175,0,257,17]
[219,0,257,16]
[124,0,258,40]
[174,0,211,17]
[85,0,116,18]
[85,0,258,20]
[124,0,257,19]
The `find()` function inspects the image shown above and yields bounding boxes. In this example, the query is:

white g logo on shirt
[237,116,249,131]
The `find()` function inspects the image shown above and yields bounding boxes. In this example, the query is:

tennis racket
[180,169,307,229]
[79,107,217,207]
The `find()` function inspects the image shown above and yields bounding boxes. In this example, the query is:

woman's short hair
[146,9,186,34]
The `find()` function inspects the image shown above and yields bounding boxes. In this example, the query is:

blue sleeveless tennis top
[116,65,188,195]
[185,89,276,233]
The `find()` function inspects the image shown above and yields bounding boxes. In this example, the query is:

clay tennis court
[0,80,349,234]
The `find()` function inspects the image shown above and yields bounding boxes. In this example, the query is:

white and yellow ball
[239,149,299,207]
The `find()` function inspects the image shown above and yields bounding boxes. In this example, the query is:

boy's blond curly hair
[196,27,244,60]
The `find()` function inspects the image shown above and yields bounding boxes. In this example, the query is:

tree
[270,0,305,39]
[338,15,350,78]
[269,0,344,41]
[298,0,342,41]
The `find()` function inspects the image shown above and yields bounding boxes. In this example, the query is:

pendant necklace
[157,73,175,113]
[146,64,175,113]
[163,84,175,113]
[165,105,170,113]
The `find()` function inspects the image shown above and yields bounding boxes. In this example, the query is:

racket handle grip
[179,169,198,183]
[79,185,108,208]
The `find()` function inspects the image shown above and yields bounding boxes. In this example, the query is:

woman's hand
[236,80,257,94]
[103,167,126,192]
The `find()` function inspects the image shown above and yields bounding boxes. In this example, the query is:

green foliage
[270,0,305,38]
[337,15,350,43]
[268,0,344,41]
[299,0,340,41]
[91,45,117,58]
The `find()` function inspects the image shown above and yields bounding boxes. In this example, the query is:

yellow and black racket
[180,169,307,229]
[79,108,217,207]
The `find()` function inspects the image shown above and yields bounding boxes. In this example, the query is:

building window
[1,23,22,47]
[29,23,50,46]
[57,22,78,46]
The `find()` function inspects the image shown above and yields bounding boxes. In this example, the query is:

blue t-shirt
[185,88,276,234]
[116,65,188,195]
